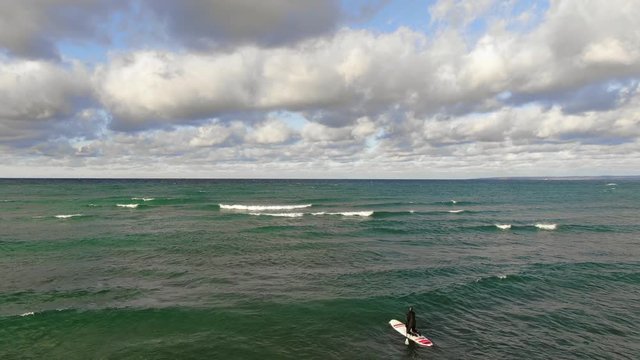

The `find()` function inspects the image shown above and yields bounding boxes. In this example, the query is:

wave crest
[219,204,312,211]
[248,213,304,218]
[117,204,139,209]
[313,211,373,217]
[55,214,83,219]
[535,223,557,230]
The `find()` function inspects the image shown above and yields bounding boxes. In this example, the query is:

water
[1,179,639,359]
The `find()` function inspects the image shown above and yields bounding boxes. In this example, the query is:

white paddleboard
[389,319,433,347]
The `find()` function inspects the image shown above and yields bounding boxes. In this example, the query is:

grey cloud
[0,58,95,145]
[0,0,346,59]
[144,0,341,49]
[0,0,125,58]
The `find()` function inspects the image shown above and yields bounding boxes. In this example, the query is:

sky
[1,0,639,179]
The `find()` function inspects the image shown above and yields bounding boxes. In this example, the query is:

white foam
[220,204,312,211]
[535,223,557,230]
[55,214,83,219]
[132,197,155,201]
[451,200,457,204]
[20,312,34,317]
[448,209,464,213]
[498,275,507,279]
[495,224,511,230]
[317,211,374,217]
[117,204,139,208]
[249,212,304,218]
[606,183,617,186]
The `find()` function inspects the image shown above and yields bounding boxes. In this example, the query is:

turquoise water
[1,179,639,359]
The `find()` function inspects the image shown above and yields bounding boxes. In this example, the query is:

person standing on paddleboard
[406,306,421,336]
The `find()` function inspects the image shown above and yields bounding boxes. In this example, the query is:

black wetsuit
[406,309,418,335]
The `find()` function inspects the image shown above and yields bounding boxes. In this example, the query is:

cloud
[0,57,93,145]
[0,0,124,58]
[3,0,640,177]
[247,118,294,145]
[146,0,341,49]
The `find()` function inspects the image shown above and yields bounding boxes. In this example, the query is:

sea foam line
[312,211,374,217]
[132,197,155,201]
[535,223,557,230]
[249,212,304,218]
[117,204,139,208]
[219,204,312,211]
[55,214,83,219]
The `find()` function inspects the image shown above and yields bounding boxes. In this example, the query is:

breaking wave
[219,204,312,211]
[55,214,84,219]
[535,223,557,230]
[248,213,304,218]
[495,224,512,230]
[448,209,465,213]
[312,211,374,217]
[117,204,139,209]
[132,197,155,201]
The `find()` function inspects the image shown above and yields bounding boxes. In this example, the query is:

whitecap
[326,211,374,217]
[495,224,511,230]
[219,204,312,211]
[451,200,457,204]
[448,209,464,213]
[535,223,557,230]
[132,197,155,201]
[20,312,35,317]
[117,204,139,208]
[606,183,617,186]
[498,275,507,279]
[55,214,83,219]
[248,212,304,218]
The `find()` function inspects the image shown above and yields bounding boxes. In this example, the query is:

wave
[219,204,312,211]
[606,183,617,186]
[20,312,35,317]
[117,204,139,209]
[54,214,83,219]
[448,209,465,213]
[132,197,155,201]
[371,210,416,218]
[248,213,304,218]
[312,211,374,217]
[433,200,476,206]
[535,223,557,230]
[495,224,511,230]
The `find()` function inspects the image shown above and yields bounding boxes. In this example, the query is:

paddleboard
[389,319,433,347]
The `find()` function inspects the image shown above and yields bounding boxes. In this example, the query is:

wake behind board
[389,319,433,347]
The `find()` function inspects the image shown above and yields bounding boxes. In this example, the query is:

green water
[1,179,639,359]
